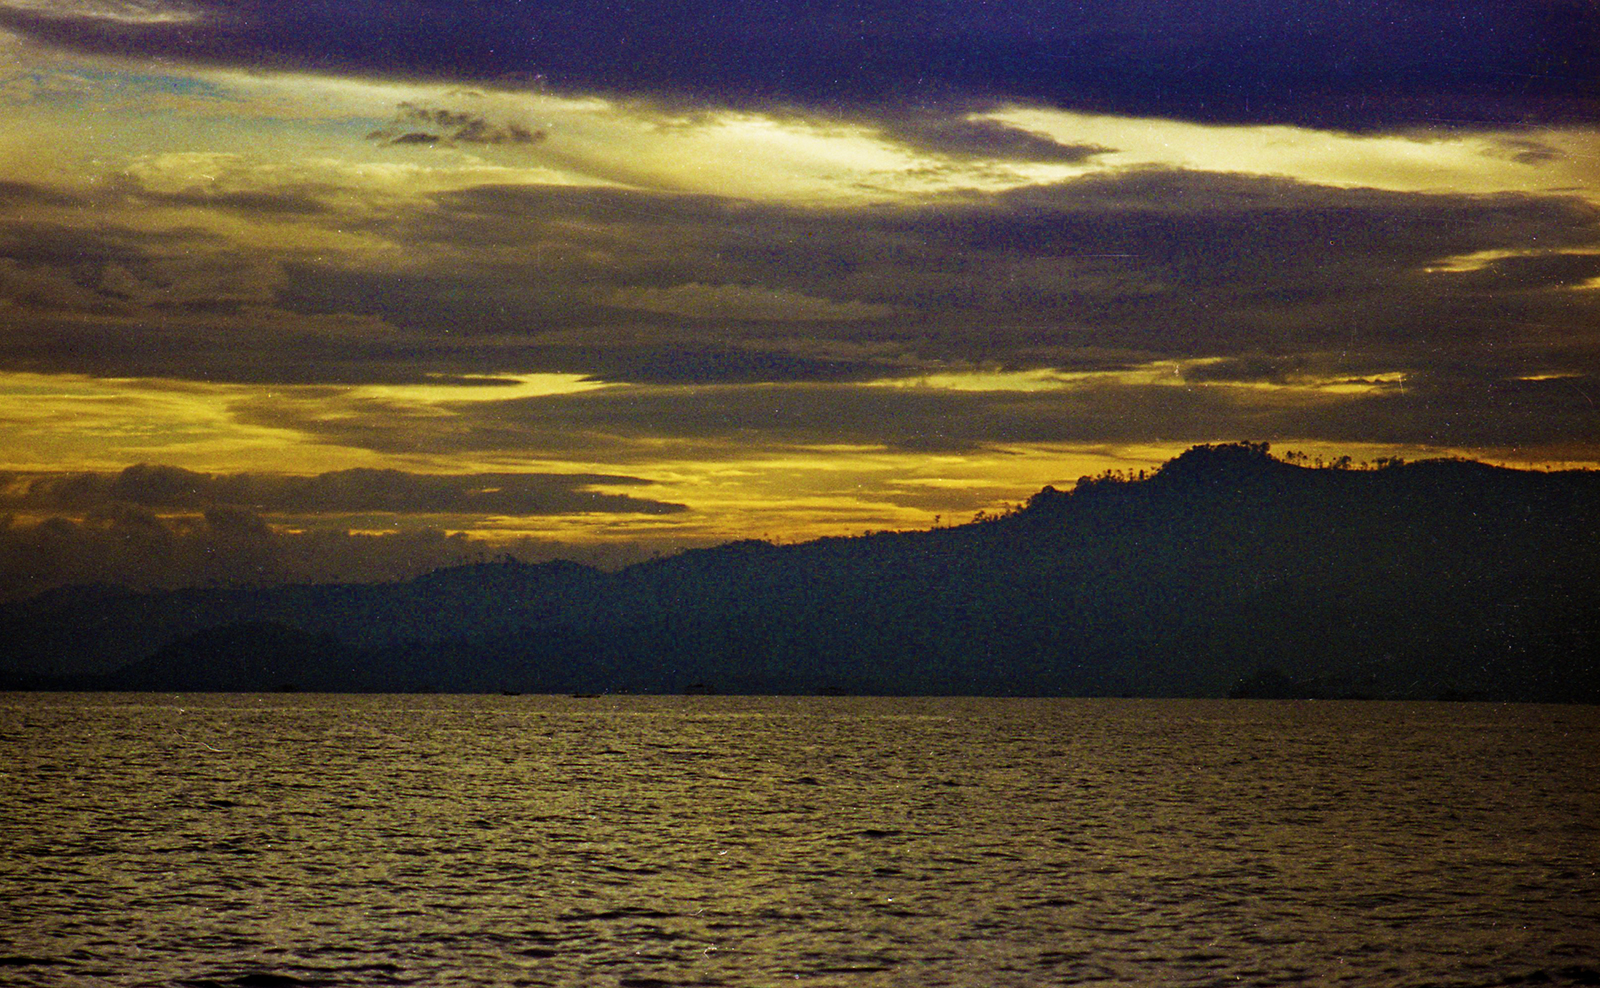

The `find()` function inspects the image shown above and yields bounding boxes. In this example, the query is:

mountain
[99,622,362,693]
[4,444,1598,701]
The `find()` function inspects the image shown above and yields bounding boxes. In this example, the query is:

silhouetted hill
[0,558,609,678]
[100,622,363,693]
[6,444,1599,701]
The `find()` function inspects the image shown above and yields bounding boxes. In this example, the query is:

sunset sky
[0,0,1596,593]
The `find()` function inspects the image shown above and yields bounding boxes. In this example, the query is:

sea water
[1,694,1597,987]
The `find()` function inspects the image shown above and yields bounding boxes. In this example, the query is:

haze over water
[2,694,1597,987]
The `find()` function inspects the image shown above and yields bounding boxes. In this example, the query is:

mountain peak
[1156,441,1283,478]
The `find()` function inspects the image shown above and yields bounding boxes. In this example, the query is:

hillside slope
[6,444,1598,700]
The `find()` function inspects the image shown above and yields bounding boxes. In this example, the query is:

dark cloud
[0,461,704,597]
[1,1,1593,130]
[227,379,1054,458]
[1,465,686,516]
[1443,252,1600,292]
[396,173,1600,370]
[873,113,1110,163]
[0,507,588,600]
[139,187,329,214]
[6,170,1598,406]
[0,218,170,276]
[1180,356,1319,386]
[367,103,547,147]
[0,181,91,209]
[0,176,324,216]
[1493,138,1567,166]
[542,344,888,386]
[1253,371,1600,452]
[220,355,1600,466]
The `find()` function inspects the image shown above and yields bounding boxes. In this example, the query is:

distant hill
[98,622,362,693]
[4,444,1598,701]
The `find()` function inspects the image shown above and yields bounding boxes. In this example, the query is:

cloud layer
[0,464,689,597]
[0,508,572,600]
[1,465,685,515]
[6,168,1596,396]
[2,0,1594,129]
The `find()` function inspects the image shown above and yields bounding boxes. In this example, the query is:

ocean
[1,694,1597,987]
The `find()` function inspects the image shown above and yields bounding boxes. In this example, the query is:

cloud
[606,283,899,321]
[366,102,548,148]
[0,460,710,598]
[0,0,199,25]
[0,0,1593,130]
[0,257,125,314]
[432,171,1600,360]
[3,158,1597,406]
[0,181,93,209]
[200,335,1600,472]
[138,187,329,215]
[1492,137,1567,166]
[0,507,593,599]
[562,343,891,386]
[0,171,329,221]
[873,113,1111,163]
[7,166,1598,404]
[0,464,687,516]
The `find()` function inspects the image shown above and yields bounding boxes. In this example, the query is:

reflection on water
[2,694,1597,987]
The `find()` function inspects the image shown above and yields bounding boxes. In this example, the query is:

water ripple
[2,694,1598,987]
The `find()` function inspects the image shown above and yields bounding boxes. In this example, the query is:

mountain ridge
[5,444,1598,701]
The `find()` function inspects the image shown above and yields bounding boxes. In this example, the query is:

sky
[0,0,1596,595]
